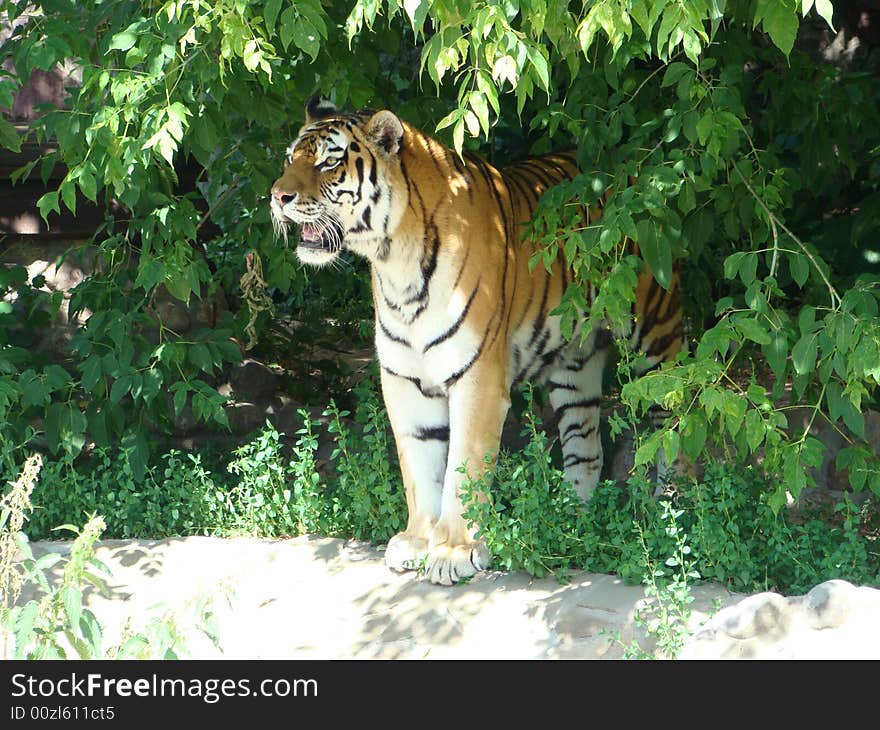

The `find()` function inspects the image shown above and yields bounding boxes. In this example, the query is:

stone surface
[228,359,281,401]
[680,578,880,659]
[11,536,880,660]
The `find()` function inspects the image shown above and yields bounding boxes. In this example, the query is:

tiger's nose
[272,187,297,206]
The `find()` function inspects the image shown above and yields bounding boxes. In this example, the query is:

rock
[714,592,793,641]
[228,359,279,401]
[681,579,880,659]
[802,579,855,630]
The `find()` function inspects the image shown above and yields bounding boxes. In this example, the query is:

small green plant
[621,501,701,660]
[1,454,221,659]
[225,422,298,536]
[0,453,42,610]
[461,386,589,578]
[324,379,406,543]
[7,375,877,600]
[288,408,328,535]
[28,447,220,539]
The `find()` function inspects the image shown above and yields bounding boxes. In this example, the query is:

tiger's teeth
[301,222,325,241]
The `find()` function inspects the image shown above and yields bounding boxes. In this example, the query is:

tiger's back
[271,98,682,585]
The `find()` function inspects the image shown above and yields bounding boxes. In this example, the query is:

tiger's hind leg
[548,332,610,502]
[627,267,687,491]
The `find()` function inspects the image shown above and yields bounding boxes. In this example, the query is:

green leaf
[121,429,150,482]
[745,409,765,452]
[15,602,39,655]
[32,552,63,572]
[292,20,321,61]
[662,429,680,463]
[279,7,296,51]
[681,412,707,461]
[661,62,692,87]
[78,166,97,202]
[36,191,60,224]
[264,0,283,33]
[79,355,101,392]
[469,92,490,135]
[45,403,87,457]
[109,375,131,404]
[736,317,771,345]
[636,219,673,290]
[696,111,714,145]
[827,381,865,438]
[190,343,213,373]
[0,117,22,153]
[527,46,550,91]
[62,585,83,633]
[791,333,818,375]
[678,181,696,214]
[172,384,187,417]
[760,1,799,56]
[762,332,789,379]
[108,26,139,52]
[79,610,103,658]
[814,0,835,30]
[60,180,77,215]
[403,0,430,34]
[789,252,809,287]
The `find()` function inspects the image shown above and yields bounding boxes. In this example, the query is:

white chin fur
[296,246,339,266]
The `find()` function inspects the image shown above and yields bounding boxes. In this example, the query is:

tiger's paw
[424,541,491,586]
[384,532,429,572]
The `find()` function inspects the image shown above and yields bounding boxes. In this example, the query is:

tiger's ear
[366,110,404,156]
[305,95,338,124]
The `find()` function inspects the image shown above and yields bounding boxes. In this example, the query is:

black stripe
[503,168,537,209]
[404,227,440,306]
[561,421,585,439]
[526,274,551,349]
[561,426,597,447]
[424,280,479,352]
[381,366,444,399]
[514,159,560,189]
[399,155,413,204]
[368,151,378,186]
[376,234,391,261]
[556,397,601,414]
[516,344,571,388]
[414,425,450,442]
[444,321,492,388]
[548,380,579,391]
[563,454,601,467]
[377,316,411,347]
[375,272,403,314]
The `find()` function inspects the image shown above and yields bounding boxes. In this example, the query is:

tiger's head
[270,96,407,266]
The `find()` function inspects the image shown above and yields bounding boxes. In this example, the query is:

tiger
[270,96,683,585]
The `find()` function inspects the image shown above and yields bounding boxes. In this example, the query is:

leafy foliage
[461,388,879,594]
[7,380,406,545]
[0,457,219,659]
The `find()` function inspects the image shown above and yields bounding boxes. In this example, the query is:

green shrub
[9,380,877,597]
[324,379,406,543]
[2,455,219,659]
[461,389,880,595]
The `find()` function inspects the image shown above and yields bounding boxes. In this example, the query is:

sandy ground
[11,535,880,660]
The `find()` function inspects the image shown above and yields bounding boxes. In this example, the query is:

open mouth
[298,221,340,253]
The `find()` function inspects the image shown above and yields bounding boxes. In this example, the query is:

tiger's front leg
[424,358,510,585]
[380,367,447,572]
